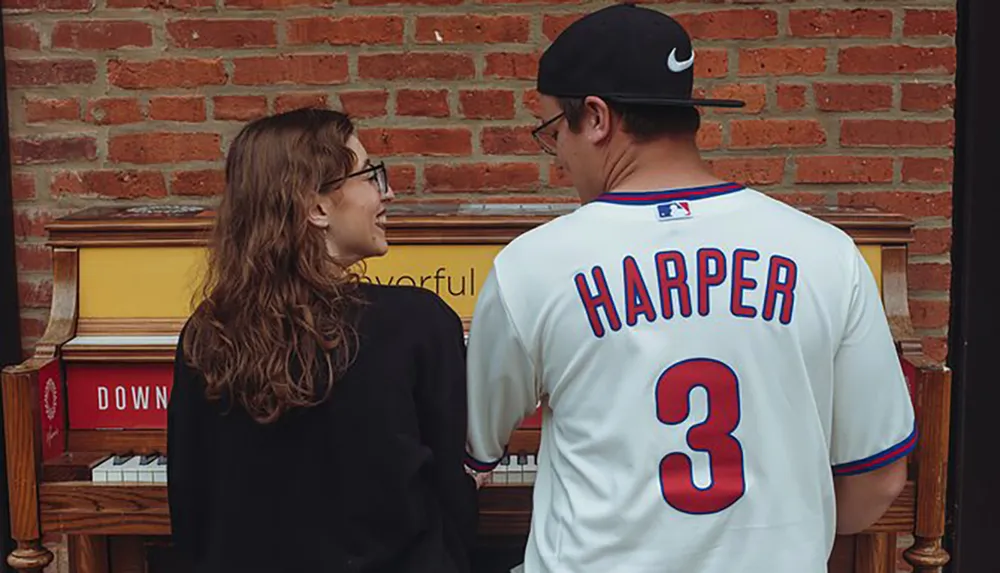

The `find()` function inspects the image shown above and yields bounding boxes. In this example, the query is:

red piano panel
[38,360,66,460]
[67,363,173,430]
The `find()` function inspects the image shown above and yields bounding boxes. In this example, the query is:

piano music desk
[1,204,949,573]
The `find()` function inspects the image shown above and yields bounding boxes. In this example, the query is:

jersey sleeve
[830,247,917,476]
[465,266,540,472]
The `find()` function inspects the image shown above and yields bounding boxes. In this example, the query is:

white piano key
[119,456,144,482]
[91,455,115,482]
[524,454,537,484]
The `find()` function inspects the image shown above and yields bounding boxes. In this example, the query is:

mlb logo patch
[656,201,692,221]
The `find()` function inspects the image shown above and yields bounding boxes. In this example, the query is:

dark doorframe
[0,9,21,573]
[944,0,1000,571]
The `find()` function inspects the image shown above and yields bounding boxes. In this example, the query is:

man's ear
[307,193,333,230]
[582,96,614,145]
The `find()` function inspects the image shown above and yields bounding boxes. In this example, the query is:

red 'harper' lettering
[575,248,798,338]
[762,256,797,324]
[575,265,622,337]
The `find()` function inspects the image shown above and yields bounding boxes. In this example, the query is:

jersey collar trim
[593,182,745,205]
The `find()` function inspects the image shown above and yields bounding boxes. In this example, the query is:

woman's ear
[307,193,333,230]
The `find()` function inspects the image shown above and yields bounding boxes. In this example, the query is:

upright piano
[1,203,950,573]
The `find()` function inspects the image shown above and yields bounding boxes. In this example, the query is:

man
[464,3,915,573]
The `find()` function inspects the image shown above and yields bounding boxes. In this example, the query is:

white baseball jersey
[464,183,916,573]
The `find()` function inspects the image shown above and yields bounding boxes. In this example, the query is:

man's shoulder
[741,188,859,251]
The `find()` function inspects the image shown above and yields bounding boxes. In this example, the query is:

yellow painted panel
[80,247,208,318]
[858,244,882,295]
[78,242,885,319]
[78,244,502,320]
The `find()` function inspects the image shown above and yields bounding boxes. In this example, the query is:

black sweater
[167,284,478,573]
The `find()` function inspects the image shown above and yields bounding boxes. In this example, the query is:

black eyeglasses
[326,161,389,198]
[531,113,565,156]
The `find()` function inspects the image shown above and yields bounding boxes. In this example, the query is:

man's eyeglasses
[531,113,564,156]
[327,161,390,198]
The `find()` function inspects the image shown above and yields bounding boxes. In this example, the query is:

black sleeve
[166,334,211,566]
[414,295,479,567]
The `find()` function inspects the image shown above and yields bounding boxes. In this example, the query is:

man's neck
[603,137,726,195]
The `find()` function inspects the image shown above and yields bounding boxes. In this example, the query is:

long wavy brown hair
[182,108,366,424]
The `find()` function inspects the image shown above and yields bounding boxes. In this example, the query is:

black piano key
[113,454,132,465]
[140,454,158,465]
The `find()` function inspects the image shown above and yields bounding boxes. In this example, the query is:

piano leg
[69,535,109,573]
[6,540,53,572]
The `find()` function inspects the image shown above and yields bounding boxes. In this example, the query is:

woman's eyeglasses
[327,162,390,198]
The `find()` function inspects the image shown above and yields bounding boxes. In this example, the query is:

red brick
[839,46,956,75]
[350,0,457,4]
[149,96,206,121]
[51,21,152,49]
[460,90,515,120]
[2,0,92,11]
[13,207,67,239]
[396,90,449,118]
[226,0,332,7]
[695,49,729,79]
[171,170,224,196]
[360,53,475,80]
[109,132,221,164]
[11,136,97,165]
[5,23,41,50]
[484,52,539,80]
[12,173,36,201]
[7,59,96,87]
[922,337,948,362]
[213,95,268,121]
[486,0,577,4]
[909,262,951,292]
[841,120,954,148]
[20,314,47,345]
[697,121,723,151]
[730,120,826,149]
[338,91,388,118]
[837,191,952,220]
[903,158,953,184]
[909,299,949,329]
[25,97,80,122]
[85,97,143,124]
[771,192,826,207]
[902,83,955,112]
[18,279,51,308]
[699,84,766,113]
[425,163,539,193]
[522,89,542,118]
[233,54,347,85]
[481,126,537,155]
[108,58,226,89]
[286,16,402,45]
[912,227,951,256]
[777,85,807,112]
[359,128,471,156]
[795,156,893,184]
[275,93,328,113]
[814,83,893,112]
[15,244,51,272]
[109,0,212,8]
[52,170,167,198]
[708,157,786,186]
[416,15,530,43]
[789,9,893,38]
[674,9,778,40]
[167,19,277,48]
[386,164,416,193]
[543,14,580,41]
[904,9,956,37]
[739,47,826,76]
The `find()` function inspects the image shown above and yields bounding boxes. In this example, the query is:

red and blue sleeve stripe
[832,424,918,476]
[464,448,505,472]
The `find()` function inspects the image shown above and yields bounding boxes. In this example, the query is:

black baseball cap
[537,3,745,108]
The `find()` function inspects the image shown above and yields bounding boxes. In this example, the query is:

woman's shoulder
[358,282,462,328]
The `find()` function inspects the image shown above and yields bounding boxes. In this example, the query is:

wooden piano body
[1,203,950,573]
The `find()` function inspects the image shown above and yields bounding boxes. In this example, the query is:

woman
[167,108,478,573]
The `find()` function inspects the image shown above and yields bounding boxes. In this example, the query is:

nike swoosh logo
[667,48,695,73]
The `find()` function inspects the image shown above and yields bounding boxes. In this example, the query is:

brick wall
[4,0,956,363]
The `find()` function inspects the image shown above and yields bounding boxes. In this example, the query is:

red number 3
[656,358,746,514]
